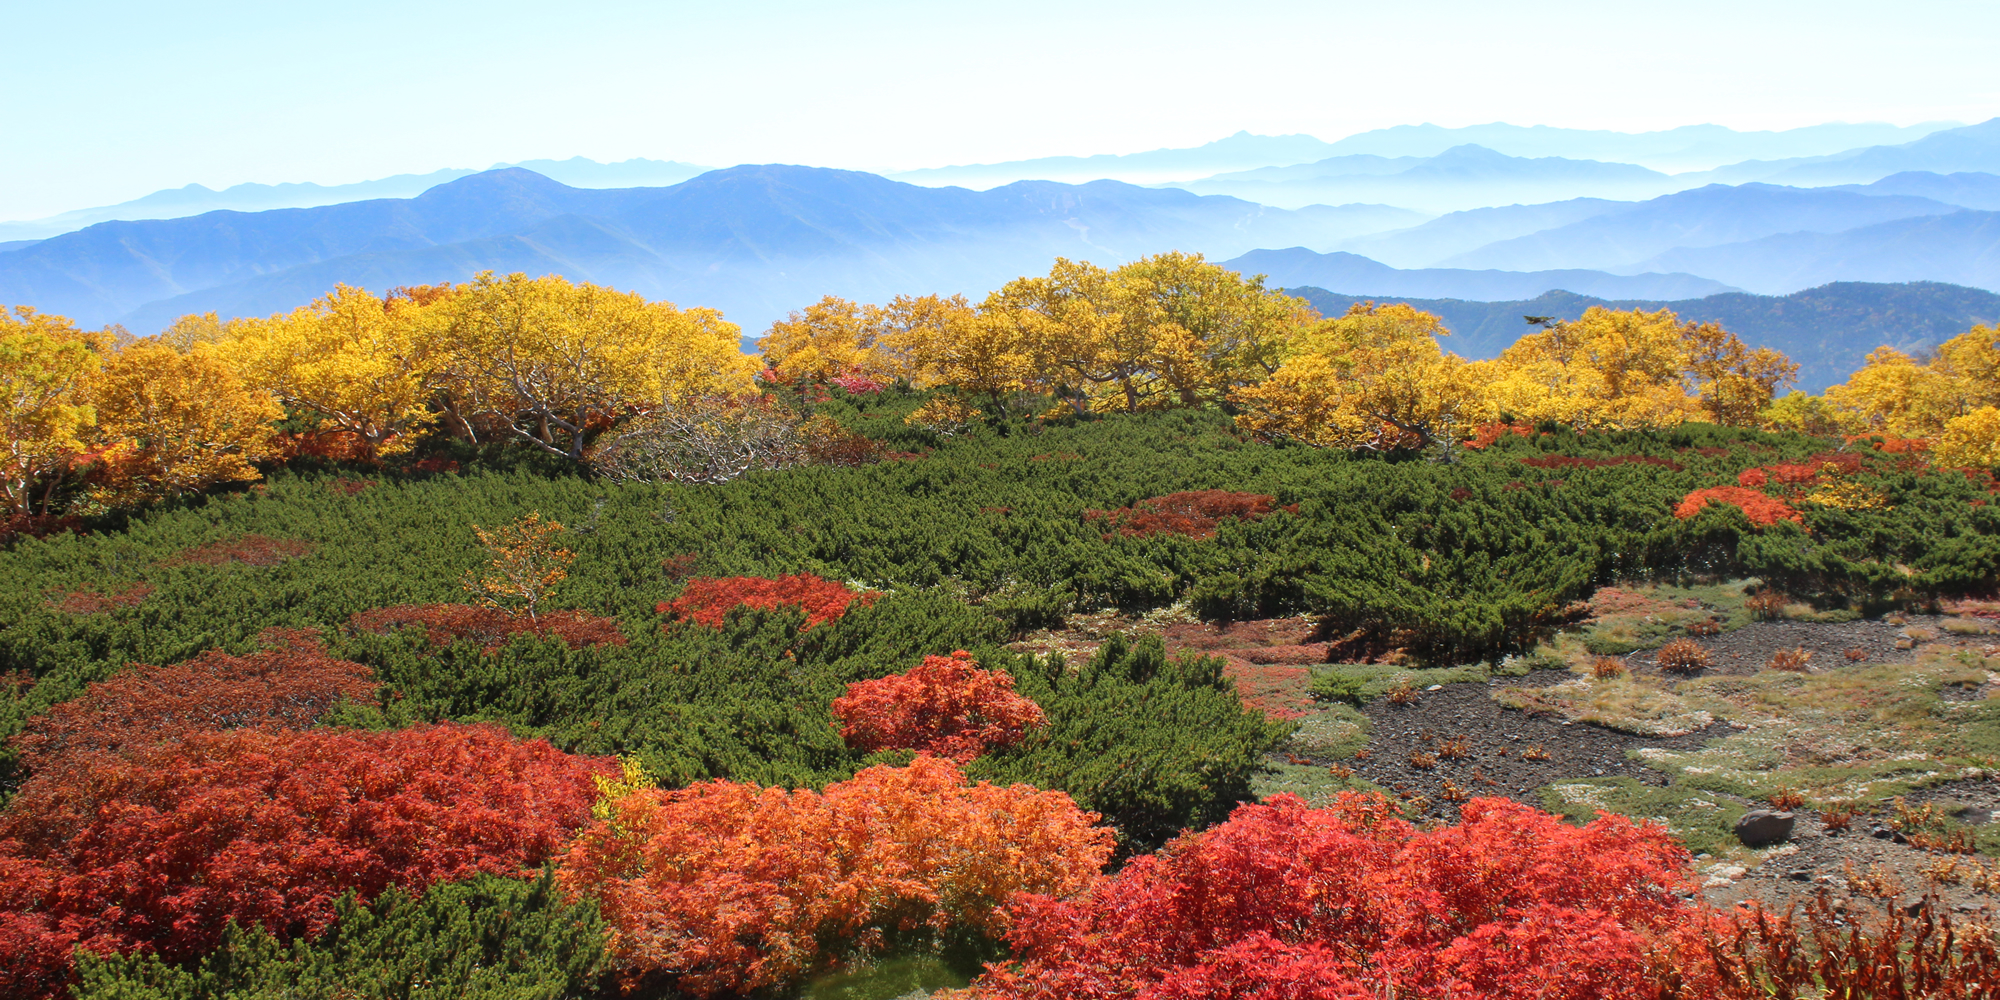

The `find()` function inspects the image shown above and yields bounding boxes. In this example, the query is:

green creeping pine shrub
[333,593,1010,790]
[71,871,606,1000]
[4,408,1996,783]
[970,634,1292,852]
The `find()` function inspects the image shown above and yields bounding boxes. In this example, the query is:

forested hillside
[4,256,2000,997]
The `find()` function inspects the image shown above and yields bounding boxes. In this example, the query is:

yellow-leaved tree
[1818,324,2000,466]
[1479,307,1793,430]
[982,253,1309,415]
[758,296,881,385]
[438,272,755,462]
[216,284,449,459]
[86,342,283,505]
[1232,302,1493,452]
[0,306,112,518]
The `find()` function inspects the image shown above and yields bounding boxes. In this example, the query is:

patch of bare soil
[1707,789,2000,922]
[1627,614,1990,678]
[1279,670,1722,823]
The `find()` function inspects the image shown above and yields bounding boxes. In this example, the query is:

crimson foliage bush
[0,723,614,999]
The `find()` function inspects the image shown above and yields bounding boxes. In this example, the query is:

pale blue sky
[3,0,1997,219]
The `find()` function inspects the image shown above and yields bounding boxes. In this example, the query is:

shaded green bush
[71,871,605,1000]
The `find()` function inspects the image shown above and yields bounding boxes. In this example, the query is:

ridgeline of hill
[1288,280,2000,393]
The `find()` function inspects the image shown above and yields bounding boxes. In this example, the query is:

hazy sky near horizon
[3,0,1997,220]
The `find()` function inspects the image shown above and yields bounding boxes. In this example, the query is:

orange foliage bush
[349,603,627,651]
[559,756,1112,997]
[9,645,377,772]
[0,723,613,999]
[162,534,314,567]
[661,573,880,630]
[1085,490,1296,540]
[1464,421,1535,449]
[832,650,1047,761]
[971,793,1695,1000]
[1674,486,1804,527]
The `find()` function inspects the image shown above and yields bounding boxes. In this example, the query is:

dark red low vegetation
[1086,490,1296,540]
[45,582,153,615]
[1520,454,1683,471]
[662,574,880,630]
[349,603,628,651]
[0,513,82,547]
[163,534,314,567]
[9,645,377,772]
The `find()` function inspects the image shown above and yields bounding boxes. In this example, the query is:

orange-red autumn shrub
[349,603,627,651]
[971,793,1696,1000]
[1085,490,1295,540]
[559,755,1112,998]
[9,645,377,772]
[0,723,613,999]
[832,650,1047,761]
[1674,486,1804,527]
[661,573,879,629]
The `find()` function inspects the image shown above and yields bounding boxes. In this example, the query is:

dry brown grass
[1657,638,1713,674]
[1769,787,1806,810]
[1768,647,1813,672]
[1592,656,1628,678]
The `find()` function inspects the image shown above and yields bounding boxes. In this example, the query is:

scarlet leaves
[662,573,880,629]
[833,650,1047,761]
[1674,486,1804,527]
[975,793,1695,1000]
[0,723,614,998]
[559,755,1112,997]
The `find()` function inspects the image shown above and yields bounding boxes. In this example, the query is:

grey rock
[1736,809,1797,847]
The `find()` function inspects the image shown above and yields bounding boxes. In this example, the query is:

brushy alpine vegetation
[3,260,2000,997]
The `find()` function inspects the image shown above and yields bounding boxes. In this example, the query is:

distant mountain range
[886,121,1960,189]
[1284,282,2000,393]
[1171,145,1675,213]
[0,158,710,242]
[0,167,1423,336]
[1221,248,1736,302]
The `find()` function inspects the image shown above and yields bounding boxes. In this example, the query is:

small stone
[1425,684,1442,692]
[1737,809,1797,847]
[1785,870,1813,881]
[1872,825,1896,840]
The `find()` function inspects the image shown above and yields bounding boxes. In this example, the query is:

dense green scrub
[3,402,1995,796]
[71,872,606,1000]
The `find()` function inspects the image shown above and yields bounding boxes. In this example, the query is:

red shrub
[163,534,314,567]
[0,723,614,998]
[832,650,1047,761]
[0,513,83,547]
[46,582,153,615]
[327,477,376,497]
[1086,490,1295,540]
[662,574,879,630]
[1767,463,1822,485]
[559,756,1111,998]
[9,646,377,772]
[1520,455,1682,472]
[1737,468,1769,487]
[1464,421,1535,450]
[1674,486,1804,527]
[972,793,1695,1000]
[349,603,627,651]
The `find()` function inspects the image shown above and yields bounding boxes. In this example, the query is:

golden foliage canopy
[87,342,283,504]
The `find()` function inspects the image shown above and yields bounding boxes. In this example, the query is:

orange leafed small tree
[833,650,1047,761]
[462,510,572,621]
[558,755,1112,997]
